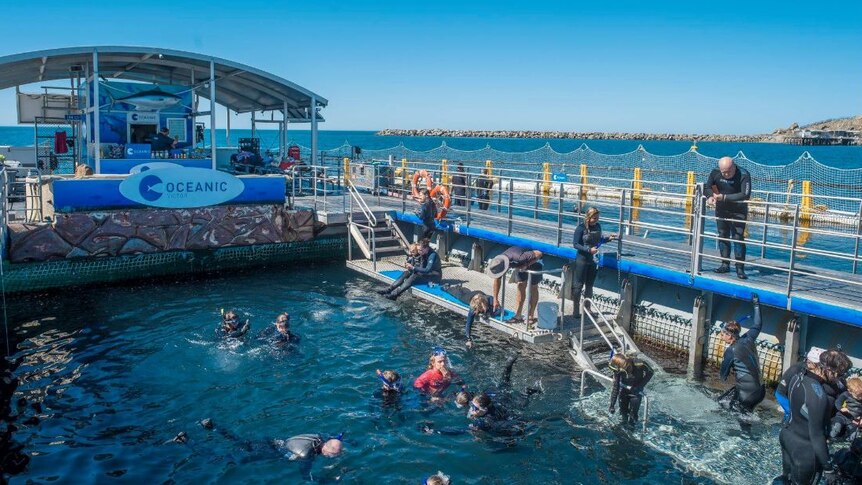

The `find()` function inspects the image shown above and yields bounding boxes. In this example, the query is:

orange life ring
[411,169,433,198]
[430,184,451,220]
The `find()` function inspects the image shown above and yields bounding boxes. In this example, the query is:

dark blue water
[2,126,861,168]
[3,266,782,484]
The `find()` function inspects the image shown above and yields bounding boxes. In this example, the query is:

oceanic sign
[119,168,245,208]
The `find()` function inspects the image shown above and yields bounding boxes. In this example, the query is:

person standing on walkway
[704,156,752,280]
[451,162,468,207]
[570,207,616,316]
[487,246,543,327]
[476,167,494,210]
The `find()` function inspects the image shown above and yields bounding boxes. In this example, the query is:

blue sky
[0,0,859,134]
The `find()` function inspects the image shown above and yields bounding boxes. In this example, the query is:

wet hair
[427,353,446,370]
[383,370,400,383]
[223,310,239,322]
[426,474,451,485]
[474,393,491,409]
[470,293,489,314]
[455,390,473,407]
[275,313,289,325]
[846,377,862,400]
[821,349,852,377]
[722,320,741,339]
[609,353,633,374]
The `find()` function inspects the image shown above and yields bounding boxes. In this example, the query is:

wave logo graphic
[119,168,245,208]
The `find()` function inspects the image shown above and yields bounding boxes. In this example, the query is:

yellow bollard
[801,180,812,217]
[441,159,449,185]
[685,170,696,217]
[542,162,551,195]
[579,163,588,202]
[632,167,643,203]
[343,157,350,183]
[402,158,409,188]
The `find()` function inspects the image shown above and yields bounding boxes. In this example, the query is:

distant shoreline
[376,128,772,143]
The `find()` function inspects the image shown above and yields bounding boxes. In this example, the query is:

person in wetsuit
[443,284,502,349]
[379,239,442,301]
[257,312,300,346]
[718,293,765,413]
[466,355,538,437]
[451,162,467,207]
[415,188,438,240]
[217,309,250,339]
[608,353,654,426]
[776,347,825,421]
[571,207,617,316]
[778,354,840,485]
[704,156,752,279]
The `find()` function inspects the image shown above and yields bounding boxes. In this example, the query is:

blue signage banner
[125,144,152,158]
[53,172,286,212]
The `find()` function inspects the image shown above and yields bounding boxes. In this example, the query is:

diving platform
[346,255,576,344]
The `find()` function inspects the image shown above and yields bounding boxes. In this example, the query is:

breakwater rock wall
[376,128,771,143]
[7,205,323,263]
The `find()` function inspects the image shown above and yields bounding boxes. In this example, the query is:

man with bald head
[705,156,752,279]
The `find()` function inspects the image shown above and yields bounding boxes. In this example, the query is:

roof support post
[282,99,289,159]
[210,59,217,169]
[226,109,231,147]
[311,96,318,165]
[93,49,101,174]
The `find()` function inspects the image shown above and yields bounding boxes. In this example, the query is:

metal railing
[0,166,7,259]
[293,158,862,303]
[580,368,650,432]
[346,179,380,272]
[579,297,627,355]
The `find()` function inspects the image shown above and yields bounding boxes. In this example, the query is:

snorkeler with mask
[216,309,250,339]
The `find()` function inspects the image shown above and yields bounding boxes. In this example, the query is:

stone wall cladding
[7,205,323,263]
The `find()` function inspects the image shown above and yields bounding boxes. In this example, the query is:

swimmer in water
[217,309,250,338]
[424,471,452,485]
[257,312,299,346]
[272,432,344,480]
[414,347,462,395]
[376,369,402,394]
[608,353,654,426]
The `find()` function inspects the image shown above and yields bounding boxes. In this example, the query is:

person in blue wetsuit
[379,239,442,301]
[777,356,842,485]
[570,207,616,316]
[608,353,654,426]
[718,293,765,413]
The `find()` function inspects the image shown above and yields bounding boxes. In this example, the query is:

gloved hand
[608,405,616,415]
[752,293,759,306]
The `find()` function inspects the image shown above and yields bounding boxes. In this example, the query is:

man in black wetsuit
[719,294,765,413]
[704,156,752,279]
[380,238,442,300]
[778,356,840,485]
[608,353,654,426]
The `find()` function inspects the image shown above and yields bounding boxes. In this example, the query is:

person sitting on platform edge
[378,239,441,301]
[608,353,654,426]
[705,156,752,280]
[443,284,501,349]
[718,293,765,413]
[415,188,438,240]
[830,376,862,441]
[487,247,543,327]
[570,207,616,317]
[150,127,177,152]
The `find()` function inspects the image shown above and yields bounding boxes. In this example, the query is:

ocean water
[3,266,785,484]
[2,126,862,168]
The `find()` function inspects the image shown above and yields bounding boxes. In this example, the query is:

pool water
[3,265,782,484]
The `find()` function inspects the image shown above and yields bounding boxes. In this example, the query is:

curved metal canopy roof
[0,46,327,118]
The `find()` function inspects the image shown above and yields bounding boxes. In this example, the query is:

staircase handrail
[346,178,377,227]
[581,297,625,351]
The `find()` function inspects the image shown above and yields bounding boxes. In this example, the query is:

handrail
[346,178,378,227]
[581,297,625,350]
[580,368,649,432]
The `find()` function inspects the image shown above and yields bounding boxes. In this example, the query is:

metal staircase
[345,180,409,269]
[569,297,642,374]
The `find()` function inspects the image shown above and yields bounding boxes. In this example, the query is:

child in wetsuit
[831,377,862,440]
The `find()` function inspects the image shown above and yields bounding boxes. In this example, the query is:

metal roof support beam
[93,49,101,173]
[38,56,47,81]
[311,96,318,165]
[112,53,154,78]
[210,59,216,169]
[282,99,289,159]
